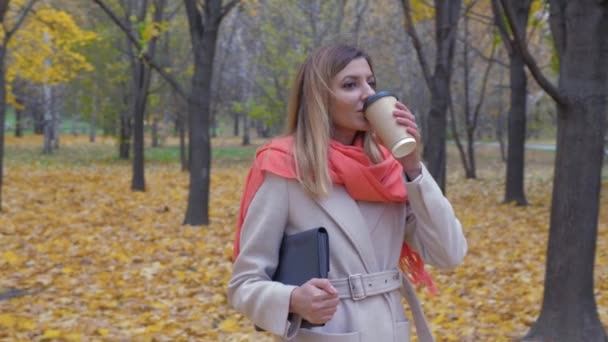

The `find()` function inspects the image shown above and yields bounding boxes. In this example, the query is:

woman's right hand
[289,278,339,324]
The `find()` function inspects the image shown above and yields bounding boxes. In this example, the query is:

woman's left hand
[393,101,422,179]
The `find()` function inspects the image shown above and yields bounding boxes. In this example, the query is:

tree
[401,0,463,191]
[491,0,532,205]
[2,1,95,149]
[182,0,239,225]
[0,0,38,211]
[450,0,497,179]
[92,0,168,191]
[8,4,97,153]
[500,0,608,340]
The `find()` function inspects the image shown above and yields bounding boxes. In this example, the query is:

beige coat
[227,165,467,342]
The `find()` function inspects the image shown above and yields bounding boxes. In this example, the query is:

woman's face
[329,57,376,144]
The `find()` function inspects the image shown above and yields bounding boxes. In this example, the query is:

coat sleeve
[227,173,301,339]
[403,165,467,270]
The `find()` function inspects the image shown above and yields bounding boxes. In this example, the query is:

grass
[3,135,261,167]
[144,145,258,164]
[4,132,607,179]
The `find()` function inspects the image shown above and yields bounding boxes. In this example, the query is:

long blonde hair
[285,44,383,198]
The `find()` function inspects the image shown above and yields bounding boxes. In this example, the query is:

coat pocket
[395,320,410,341]
[295,329,361,342]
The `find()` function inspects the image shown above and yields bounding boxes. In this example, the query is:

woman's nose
[362,83,376,101]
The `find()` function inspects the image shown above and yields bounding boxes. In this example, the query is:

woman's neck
[332,130,359,145]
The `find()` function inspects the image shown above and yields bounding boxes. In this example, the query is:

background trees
[498,0,608,340]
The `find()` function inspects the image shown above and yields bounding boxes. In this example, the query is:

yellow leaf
[65,333,82,341]
[218,318,240,332]
[41,329,62,339]
[145,324,162,333]
[16,317,36,330]
[150,301,167,310]
[0,314,16,328]
[96,328,109,336]
[2,251,22,265]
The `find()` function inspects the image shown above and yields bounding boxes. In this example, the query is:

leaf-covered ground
[0,136,606,341]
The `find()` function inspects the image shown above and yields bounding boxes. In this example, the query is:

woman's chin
[359,124,372,131]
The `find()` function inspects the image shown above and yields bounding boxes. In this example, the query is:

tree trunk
[492,0,530,205]
[462,13,474,179]
[128,0,165,192]
[178,113,188,171]
[233,113,239,136]
[0,46,6,210]
[424,81,449,189]
[131,61,148,191]
[465,130,476,178]
[242,113,250,146]
[183,0,231,225]
[151,110,159,147]
[402,0,462,192]
[524,1,608,340]
[119,111,131,159]
[52,91,60,150]
[119,84,130,157]
[33,102,43,134]
[42,85,53,154]
[496,113,506,162]
[15,107,22,137]
[504,50,528,205]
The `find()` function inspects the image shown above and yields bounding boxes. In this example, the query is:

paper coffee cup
[364,91,416,158]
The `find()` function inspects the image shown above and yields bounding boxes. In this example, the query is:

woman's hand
[393,101,422,179]
[289,278,339,324]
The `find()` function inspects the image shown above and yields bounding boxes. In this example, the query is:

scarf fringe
[399,242,437,295]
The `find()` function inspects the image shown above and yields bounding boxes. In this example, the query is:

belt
[330,270,402,301]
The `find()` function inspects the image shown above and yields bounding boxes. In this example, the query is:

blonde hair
[285,44,383,198]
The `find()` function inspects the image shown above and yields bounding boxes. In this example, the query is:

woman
[227,43,467,342]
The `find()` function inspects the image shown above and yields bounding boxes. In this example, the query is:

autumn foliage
[0,136,606,341]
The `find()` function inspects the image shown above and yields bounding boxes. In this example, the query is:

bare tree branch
[457,36,508,68]
[4,0,37,43]
[448,91,467,172]
[400,0,433,91]
[183,0,204,48]
[91,0,188,100]
[491,0,513,55]
[498,0,564,105]
[222,0,240,19]
[0,1,9,23]
[467,9,494,25]
[473,32,497,125]
[166,1,183,20]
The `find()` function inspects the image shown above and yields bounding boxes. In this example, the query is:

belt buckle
[348,274,366,301]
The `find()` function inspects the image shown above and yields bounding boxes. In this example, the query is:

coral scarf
[233,135,435,293]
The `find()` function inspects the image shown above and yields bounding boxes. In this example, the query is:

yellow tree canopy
[5,3,97,108]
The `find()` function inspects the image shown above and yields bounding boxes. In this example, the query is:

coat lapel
[314,186,379,273]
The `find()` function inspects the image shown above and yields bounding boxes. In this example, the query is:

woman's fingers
[394,116,418,129]
[292,278,340,324]
[393,104,420,142]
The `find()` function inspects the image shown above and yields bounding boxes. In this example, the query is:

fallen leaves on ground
[0,136,606,341]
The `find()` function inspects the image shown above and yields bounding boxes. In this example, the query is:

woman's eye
[342,82,356,89]
[368,80,377,89]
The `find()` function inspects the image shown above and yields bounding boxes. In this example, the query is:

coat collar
[314,186,380,273]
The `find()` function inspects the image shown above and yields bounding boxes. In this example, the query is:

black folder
[273,227,330,285]
[256,227,330,331]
